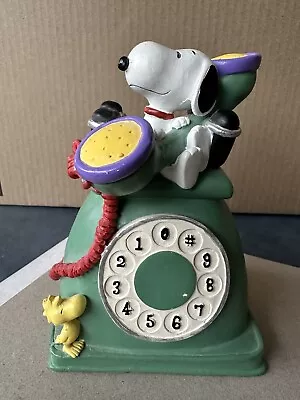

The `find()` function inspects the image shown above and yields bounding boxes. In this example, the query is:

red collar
[144,106,174,120]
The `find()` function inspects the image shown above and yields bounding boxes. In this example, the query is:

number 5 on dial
[146,314,155,328]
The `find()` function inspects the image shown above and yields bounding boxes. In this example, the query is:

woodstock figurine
[42,294,87,358]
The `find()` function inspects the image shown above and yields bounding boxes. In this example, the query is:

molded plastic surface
[49,171,265,375]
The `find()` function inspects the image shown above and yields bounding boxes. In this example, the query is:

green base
[49,317,266,376]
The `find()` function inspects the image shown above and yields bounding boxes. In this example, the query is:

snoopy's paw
[186,125,204,149]
[171,116,190,130]
[161,150,203,189]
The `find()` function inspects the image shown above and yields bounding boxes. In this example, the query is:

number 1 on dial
[135,237,143,251]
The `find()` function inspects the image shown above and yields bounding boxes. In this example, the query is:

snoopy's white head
[118,41,219,116]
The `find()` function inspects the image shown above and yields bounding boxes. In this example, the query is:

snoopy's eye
[192,50,196,55]
[60,309,63,314]
[176,51,182,59]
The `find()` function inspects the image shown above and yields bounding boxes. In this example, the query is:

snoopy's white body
[144,114,191,140]
[124,41,218,188]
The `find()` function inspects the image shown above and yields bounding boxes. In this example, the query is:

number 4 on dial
[122,301,134,316]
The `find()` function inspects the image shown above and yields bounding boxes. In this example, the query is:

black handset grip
[207,110,241,169]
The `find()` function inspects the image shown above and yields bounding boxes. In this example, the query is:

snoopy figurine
[118,41,220,189]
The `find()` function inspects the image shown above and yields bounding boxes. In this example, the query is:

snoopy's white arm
[165,116,191,133]
[186,124,213,158]
[161,125,213,189]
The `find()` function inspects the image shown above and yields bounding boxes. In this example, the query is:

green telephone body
[48,60,265,375]
[49,168,265,375]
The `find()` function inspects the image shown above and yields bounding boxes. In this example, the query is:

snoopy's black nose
[118,56,129,71]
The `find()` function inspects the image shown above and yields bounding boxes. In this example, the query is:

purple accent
[75,116,154,184]
[212,53,262,76]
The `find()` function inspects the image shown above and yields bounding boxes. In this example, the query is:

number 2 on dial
[116,255,126,267]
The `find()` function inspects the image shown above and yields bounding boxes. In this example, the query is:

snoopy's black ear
[198,65,219,114]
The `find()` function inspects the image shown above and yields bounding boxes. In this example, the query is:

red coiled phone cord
[49,140,119,280]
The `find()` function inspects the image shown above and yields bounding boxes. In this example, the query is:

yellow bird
[42,294,87,358]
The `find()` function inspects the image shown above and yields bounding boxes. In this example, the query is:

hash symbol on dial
[178,229,202,254]
[185,234,196,247]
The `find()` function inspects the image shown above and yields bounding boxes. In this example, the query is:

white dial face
[99,214,230,342]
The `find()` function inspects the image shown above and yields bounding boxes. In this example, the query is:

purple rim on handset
[75,116,154,184]
[212,53,262,76]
